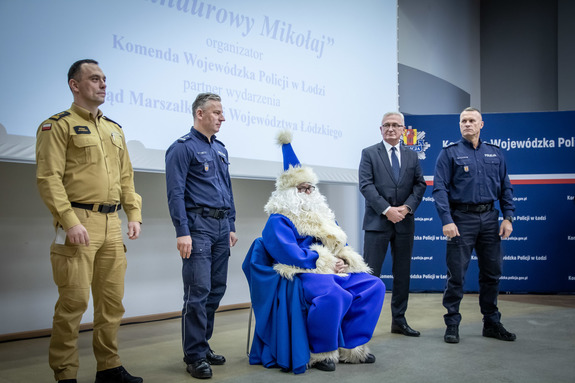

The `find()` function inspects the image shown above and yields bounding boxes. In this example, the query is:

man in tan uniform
[36,59,143,383]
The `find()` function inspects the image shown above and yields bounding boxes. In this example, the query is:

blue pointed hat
[275,130,318,190]
[277,130,301,170]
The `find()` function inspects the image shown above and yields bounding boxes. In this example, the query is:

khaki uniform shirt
[36,103,142,230]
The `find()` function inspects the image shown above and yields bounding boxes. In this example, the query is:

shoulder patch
[177,133,191,142]
[103,116,122,129]
[49,111,70,121]
[485,142,500,148]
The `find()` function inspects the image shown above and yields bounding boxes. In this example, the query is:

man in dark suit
[359,112,427,337]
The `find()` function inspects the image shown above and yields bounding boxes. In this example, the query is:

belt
[451,202,493,213]
[187,207,229,219]
[71,202,122,214]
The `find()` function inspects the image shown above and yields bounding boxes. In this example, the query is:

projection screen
[0,0,398,183]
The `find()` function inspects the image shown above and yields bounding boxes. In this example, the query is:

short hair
[192,93,221,117]
[382,111,405,123]
[68,59,99,82]
[462,107,481,115]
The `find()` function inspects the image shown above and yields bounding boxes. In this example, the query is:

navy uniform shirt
[432,138,515,226]
[165,127,236,237]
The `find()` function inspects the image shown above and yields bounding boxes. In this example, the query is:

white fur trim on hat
[276,165,318,191]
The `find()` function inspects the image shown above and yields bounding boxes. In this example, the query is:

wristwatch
[504,216,513,223]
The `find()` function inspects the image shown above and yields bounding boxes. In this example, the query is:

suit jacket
[359,141,426,233]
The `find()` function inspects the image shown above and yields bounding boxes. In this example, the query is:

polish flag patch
[42,123,52,131]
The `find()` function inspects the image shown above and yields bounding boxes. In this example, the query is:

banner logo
[403,128,430,160]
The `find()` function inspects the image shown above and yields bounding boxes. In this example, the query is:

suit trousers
[49,208,127,381]
[363,228,414,324]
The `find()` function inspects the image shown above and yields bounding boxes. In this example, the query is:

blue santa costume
[243,131,385,373]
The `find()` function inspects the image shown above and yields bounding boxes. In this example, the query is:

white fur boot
[338,344,375,364]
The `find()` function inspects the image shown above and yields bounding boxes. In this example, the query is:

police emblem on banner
[403,127,431,160]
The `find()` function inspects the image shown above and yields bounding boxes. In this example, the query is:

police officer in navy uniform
[36,59,143,383]
[165,93,238,379]
[433,107,516,344]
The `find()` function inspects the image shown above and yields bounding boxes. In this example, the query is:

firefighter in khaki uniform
[36,59,143,383]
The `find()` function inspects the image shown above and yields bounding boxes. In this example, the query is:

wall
[0,161,361,335]
[480,0,575,113]
[398,0,481,114]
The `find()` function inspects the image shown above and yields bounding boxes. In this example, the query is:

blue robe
[243,214,385,374]
[242,237,310,374]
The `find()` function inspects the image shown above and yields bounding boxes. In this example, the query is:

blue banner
[379,111,575,293]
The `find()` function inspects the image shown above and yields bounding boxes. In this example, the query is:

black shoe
[186,359,212,379]
[311,359,336,372]
[362,353,376,364]
[391,322,421,337]
[444,324,459,344]
[483,322,516,341]
[95,366,143,383]
[206,349,226,365]
[59,380,77,383]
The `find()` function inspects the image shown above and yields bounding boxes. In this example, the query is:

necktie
[391,146,400,182]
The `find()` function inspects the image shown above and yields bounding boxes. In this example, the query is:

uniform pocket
[72,135,100,164]
[454,158,473,177]
[483,157,500,165]
[194,153,215,177]
[50,243,80,287]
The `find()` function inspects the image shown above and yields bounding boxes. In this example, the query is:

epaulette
[49,111,71,121]
[213,138,226,147]
[177,133,191,142]
[103,116,122,129]
[484,141,500,148]
[444,141,458,148]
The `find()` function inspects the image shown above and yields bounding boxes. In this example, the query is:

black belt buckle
[452,202,492,213]
[215,209,227,219]
[189,207,227,219]
[98,204,120,213]
[476,203,490,213]
[209,208,227,219]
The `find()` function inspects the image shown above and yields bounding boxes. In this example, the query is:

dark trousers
[182,217,230,363]
[363,229,414,325]
[443,209,502,326]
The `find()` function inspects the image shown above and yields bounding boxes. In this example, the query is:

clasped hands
[334,258,349,274]
[384,205,410,224]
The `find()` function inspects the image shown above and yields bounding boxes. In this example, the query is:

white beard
[264,187,347,252]
[265,187,334,221]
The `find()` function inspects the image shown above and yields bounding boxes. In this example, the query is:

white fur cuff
[339,344,371,364]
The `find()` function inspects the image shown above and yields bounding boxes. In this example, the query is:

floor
[0,293,574,383]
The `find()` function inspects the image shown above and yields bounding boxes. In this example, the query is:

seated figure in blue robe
[243,130,386,373]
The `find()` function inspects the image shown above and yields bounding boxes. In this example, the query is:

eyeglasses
[297,185,316,193]
[381,123,404,130]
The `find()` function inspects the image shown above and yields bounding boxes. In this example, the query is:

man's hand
[442,223,460,239]
[66,224,90,246]
[127,221,141,240]
[499,220,513,239]
[177,235,192,259]
[385,206,406,223]
[229,231,238,247]
[334,258,349,274]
